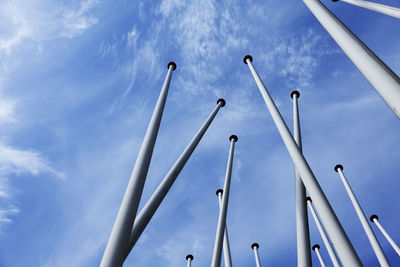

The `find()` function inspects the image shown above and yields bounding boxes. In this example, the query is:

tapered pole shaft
[101,62,176,267]
[335,165,389,266]
[302,0,400,118]
[244,55,361,266]
[370,215,400,256]
[216,189,233,267]
[307,198,341,267]
[124,99,226,260]
[186,254,194,267]
[251,243,261,267]
[312,244,326,267]
[334,0,400,19]
[211,135,238,267]
[291,91,312,267]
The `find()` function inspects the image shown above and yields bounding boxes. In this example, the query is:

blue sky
[0,0,399,266]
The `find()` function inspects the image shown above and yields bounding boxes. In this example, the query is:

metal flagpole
[101,62,177,267]
[216,189,233,267]
[306,197,341,267]
[244,55,361,266]
[334,164,389,266]
[211,135,238,267]
[370,214,400,256]
[251,243,261,267]
[312,244,326,267]
[124,99,226,260]
[186,254,194,267]
[302,0,400,118]
[332,0,400,20]
[291,90,312,267]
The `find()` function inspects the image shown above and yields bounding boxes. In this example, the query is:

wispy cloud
[258,28,340,89]
[61,0,99,39]
[0,0,98,55]
[0,206,19,224]
[0,142,63,178]
[0,97,63,232]
[158,0,249,99]
[101,23,162,114]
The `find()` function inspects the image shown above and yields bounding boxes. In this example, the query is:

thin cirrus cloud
[0,0,99,53]
[0,0,97,235]
[0,97,64,233]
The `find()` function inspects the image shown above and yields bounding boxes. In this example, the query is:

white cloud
[0,0,99,55]
[157,0,249,99]
[0,206,19,224]
[61,0,99,39]
[259,28,341,89]
[0,96,63,232]
[126,26,139,49]
[0,142,63,179]
[0,140,64,231]
[104,24,162,114]
[0,97,16,123]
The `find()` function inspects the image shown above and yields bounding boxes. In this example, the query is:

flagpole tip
[217,98,226,107]
[243,55,253,64]
[216,189,223,196]
[167,62,177,70]
[370,214,378,222]
[251,243,259,249]
[229,135,238,142]
[290,90,300,99]
[306,196,312,203]
[186,254,194,261]
[334,164,343,172]
[312,244,320,251]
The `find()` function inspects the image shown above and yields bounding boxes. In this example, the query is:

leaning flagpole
[307,197,341,267]
[101,62,176,267]
[243,55,361,266]
[211,135,238,267]
[291,90,312,267]
[332,0,400,20]
[124,99,226,260]
[312,244,327,267]
[334,164,389,266]
[302,0,400,118]
[216,189,233,267]
[370,214,400,256]
[251,243,262,267]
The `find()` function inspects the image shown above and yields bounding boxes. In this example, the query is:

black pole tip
[216,189,223,196]
[251,243,259,249]
[217,98,226,107]
[334,164,343,172]
[312,244,320,251]
[332,0,340,2]
[290,90,300,99]
[306,196,312,203]
[370,214,379,222]
[186,254,194,261]
[229,135,238,142]
[167,62,177,70]
[243,55,253,64]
